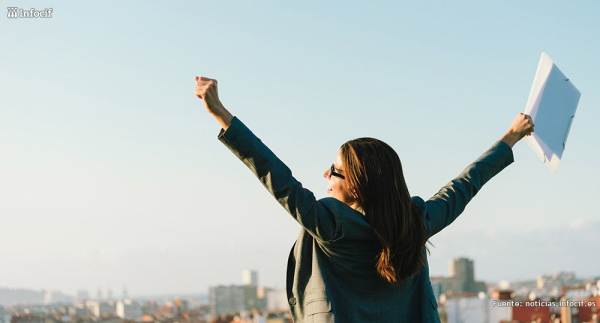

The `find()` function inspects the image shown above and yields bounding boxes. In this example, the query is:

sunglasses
[330,164,345,179]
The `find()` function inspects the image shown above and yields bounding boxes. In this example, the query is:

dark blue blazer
[218,116,514,322]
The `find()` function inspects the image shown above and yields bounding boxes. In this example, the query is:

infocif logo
[7,7,53,19]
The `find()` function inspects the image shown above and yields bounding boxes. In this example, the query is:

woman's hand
[195,76,224,114]
[195,76,233,130]
[500,113,535,148]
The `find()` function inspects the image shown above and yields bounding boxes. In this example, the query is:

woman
[195,76,534,323]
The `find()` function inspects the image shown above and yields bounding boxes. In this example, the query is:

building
[73,302,91,317]
[431,281,443,300]
[579,295,600,323]
[449,258,486,294]
[443,293,487,323]
[100,301,117,317]
[242,270,258,286]
[450,258,474,290]
[82,300,117,318]
[210,270,263,316]
[440,290,512,323]
[174,299,189,313]
[511,302,551,322]
[257,287,272,311]
[116,299,142,321]
[0,306,11,323]
[243,285,259,312]
[209,285,245,316]
[431,257,487,297]
[266,290,289,313]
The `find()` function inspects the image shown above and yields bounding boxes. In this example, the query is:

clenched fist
[508,113,535,138]
[195,76,233,130]
[501,113,535,148]
[195,76,224,115]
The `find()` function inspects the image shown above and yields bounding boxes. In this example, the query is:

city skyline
[2,255,598,301]
[1,265,596,302]
[2,265,598,323]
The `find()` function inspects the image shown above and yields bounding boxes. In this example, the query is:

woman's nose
[323,168,330,179]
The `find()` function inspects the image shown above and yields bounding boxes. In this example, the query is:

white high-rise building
[242,269,258,286]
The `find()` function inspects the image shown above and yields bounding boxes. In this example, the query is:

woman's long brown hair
[340,138,430,284]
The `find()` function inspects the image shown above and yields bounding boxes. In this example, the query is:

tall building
[431,257,487,296]
[450,258,477,293]
[243,285,259,312]
[242,270,258,286]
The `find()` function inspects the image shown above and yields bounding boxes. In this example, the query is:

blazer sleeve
[423,140,514,238]
[217,116,338,242]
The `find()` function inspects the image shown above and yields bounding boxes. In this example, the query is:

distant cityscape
[0,269,289,323]
[1,260,599,323]
[429,258,599,323]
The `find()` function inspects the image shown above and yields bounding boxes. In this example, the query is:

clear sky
[1,1,599,297]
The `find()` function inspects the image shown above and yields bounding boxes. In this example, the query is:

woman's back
[287,196,426,322]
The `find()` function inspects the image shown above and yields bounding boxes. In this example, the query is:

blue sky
[1,1,599,296]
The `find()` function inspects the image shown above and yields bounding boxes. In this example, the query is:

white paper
[524,52,581,172]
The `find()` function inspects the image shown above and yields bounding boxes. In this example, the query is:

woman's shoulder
[411,196,427,219]
[411,196,426,211]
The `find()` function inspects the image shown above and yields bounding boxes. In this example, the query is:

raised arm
[195,76,339,242]
[424,113,534,238]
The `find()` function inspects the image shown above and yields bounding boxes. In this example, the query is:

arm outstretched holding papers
[194,76,534,323]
